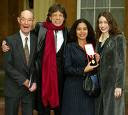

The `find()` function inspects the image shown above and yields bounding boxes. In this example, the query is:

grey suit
[3,32,37,115]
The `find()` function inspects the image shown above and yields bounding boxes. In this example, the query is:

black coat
[34,22,68,111]
[95,34,126,115]
[61,42,95,115]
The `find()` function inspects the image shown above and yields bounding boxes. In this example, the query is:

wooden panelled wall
[0,0,24,69]
[55,0,77,28]
[0,0,8,69]
[125,0,128,105]
[125,0,128,38]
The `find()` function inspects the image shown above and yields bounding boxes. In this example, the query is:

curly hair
[95,11,121,40]
[68,18,96,48]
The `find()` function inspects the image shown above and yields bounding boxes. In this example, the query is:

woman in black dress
[61,18,99,115]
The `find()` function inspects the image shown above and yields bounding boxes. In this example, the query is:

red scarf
[41,21,64,108]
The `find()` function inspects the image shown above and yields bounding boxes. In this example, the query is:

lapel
[62,27,68,51]
[16,32,27,66]
[98,36,111,59]
[63,27,68,42]
[28,32,36,67]
[37,23,47,52]
[15,32,36,69]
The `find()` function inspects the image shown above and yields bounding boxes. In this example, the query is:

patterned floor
[0,97,128,115]
[0,97,38,115]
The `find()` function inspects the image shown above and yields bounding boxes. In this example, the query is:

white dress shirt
[54,30,64,53]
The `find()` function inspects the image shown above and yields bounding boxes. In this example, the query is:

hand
[114,88,122,98]
[84,62,99,73]
[23,79,29,88]
[50,110,55,115]
[2,40,10,52]
[29,83,36,92]
[95,53,100,63]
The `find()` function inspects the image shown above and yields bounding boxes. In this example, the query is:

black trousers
[5,93,34,115]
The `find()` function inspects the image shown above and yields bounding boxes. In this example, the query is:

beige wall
[34,0,55,23]
[33,0,76,28]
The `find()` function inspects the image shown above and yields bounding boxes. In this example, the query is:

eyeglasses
[20,17,33,23]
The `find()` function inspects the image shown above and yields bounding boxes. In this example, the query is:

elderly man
[3,10,37,115]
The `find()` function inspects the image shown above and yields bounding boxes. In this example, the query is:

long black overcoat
[96,34,126,115]
[34,22,68,112]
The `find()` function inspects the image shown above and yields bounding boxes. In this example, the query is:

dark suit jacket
[3,31,37,97]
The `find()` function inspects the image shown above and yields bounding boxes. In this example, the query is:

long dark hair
[68,18,96,48]
[46,3,67,24]
[96,11,121,40]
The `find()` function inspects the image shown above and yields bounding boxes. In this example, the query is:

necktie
[24,37,29,65]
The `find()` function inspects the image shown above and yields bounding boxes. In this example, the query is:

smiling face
[49,11,64,26]
[98,16,110,34]
[17,10,34,36]
[76,22,88,41]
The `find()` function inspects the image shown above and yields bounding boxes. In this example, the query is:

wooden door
[55,0,77,28]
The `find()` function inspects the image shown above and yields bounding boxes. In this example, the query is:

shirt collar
[19,30,30,40]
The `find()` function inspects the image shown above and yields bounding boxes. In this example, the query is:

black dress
[61,42,95,115]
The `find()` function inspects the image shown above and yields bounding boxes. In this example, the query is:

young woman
[95,11,126,115]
